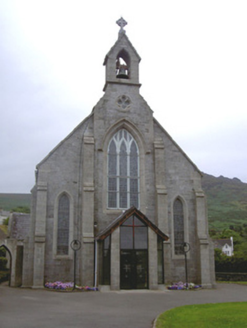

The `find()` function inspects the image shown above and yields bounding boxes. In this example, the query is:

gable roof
[153,117,203,177]
[9,213,30,240]
[96,206,169,241]
[103,32,141,66]
[214,239,232,248]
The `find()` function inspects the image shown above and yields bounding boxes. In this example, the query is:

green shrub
[0,246,6,257]
[0,257,7,270]
[3,217,9,225]
[0,270,10,283]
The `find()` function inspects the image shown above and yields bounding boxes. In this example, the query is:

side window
[107,129,139,209]
[173,198,184,255]
[57,194,70,255]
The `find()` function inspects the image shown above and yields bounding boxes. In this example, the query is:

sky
[0,0,247,193]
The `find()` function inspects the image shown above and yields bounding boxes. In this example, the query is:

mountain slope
[1,174,247,232]
[202,173,247,231]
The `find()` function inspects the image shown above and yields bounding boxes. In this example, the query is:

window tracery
[107,129,139,209]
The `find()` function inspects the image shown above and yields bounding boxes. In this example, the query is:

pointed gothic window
[173,198,184,255]
[108,129,139,209]
[57,194,70,255]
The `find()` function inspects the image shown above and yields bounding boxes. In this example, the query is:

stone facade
[4,21,215,289]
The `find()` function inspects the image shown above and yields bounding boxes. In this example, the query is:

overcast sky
[1,0,247,193]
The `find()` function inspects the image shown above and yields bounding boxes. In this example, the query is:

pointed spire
[116,17,127,35]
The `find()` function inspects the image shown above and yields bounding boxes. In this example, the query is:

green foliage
[215,248,247,273]
[3,217,9,225]
[0,270,10,283]
[0,246,6,257]
[213,225,247,274]
[0,224,8,235]
[156,302,247,328]
[217,229,242,244]
[11,206,30,213]
[0,257,7,270]
[0,193,31,211]
[202,174,247,231]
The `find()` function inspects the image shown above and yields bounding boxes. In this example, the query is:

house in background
[214,237,234,256]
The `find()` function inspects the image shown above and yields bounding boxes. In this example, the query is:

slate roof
[214,238,231,248]
[96,206,169,241]
[9,213,30,240]
[0,227,7,244]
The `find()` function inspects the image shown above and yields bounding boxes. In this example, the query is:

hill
[0,193,31,212]
[1,174,247,232]
[202,173,247,231]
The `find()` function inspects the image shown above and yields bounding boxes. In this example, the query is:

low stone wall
[216,272,247,281]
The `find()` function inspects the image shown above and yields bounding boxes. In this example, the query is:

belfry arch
[116,49,130,79]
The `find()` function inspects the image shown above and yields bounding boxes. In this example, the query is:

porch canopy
[96,206,169,241]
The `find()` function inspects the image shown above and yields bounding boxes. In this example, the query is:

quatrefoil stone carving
[117,95,131,110]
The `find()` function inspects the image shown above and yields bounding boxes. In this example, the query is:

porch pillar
[195,190,215,288]
[32,180,47,288]
[148,228,158,289]
[110,227,120,290]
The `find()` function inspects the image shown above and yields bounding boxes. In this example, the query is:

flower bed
[167,281,202,290]
[45,281,98,291]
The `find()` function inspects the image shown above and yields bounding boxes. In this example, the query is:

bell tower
[103,18,141,91]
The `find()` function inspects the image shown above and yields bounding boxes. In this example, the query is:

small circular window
[117,95,131,110]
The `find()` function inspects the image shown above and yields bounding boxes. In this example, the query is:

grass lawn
[155,302,247,328]
[217,281,247,285]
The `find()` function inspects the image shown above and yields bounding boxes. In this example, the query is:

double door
[120,250,148,289]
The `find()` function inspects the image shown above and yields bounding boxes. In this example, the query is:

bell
[116,67,128,79]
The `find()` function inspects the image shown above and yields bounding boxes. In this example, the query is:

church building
[5,18,215,289]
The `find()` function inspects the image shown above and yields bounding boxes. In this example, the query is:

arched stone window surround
[53,191,74,259]
[171,195,189,259]
[101,119,147,214]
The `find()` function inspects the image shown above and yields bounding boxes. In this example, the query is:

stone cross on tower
[116,17,127,33]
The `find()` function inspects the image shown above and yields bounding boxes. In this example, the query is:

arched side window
[173,198,184,255]
[57,194,70,255]
[108,129,139,209]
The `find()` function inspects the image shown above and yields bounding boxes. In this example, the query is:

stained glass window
[107,129,139,209]
[173,198,184,255]
[57,194,70,255]
[120,215,147,249]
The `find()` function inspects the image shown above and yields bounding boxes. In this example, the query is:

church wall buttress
[154,138,168,231]
[81,135,95,286]
[195,189,214,288]
[32,174,47,288]
[153,138,172,284]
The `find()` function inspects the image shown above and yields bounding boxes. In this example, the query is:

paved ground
[1,283,247,328]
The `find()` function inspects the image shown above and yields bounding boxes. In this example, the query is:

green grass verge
[217,281,247,285]
[156,302,247,328]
